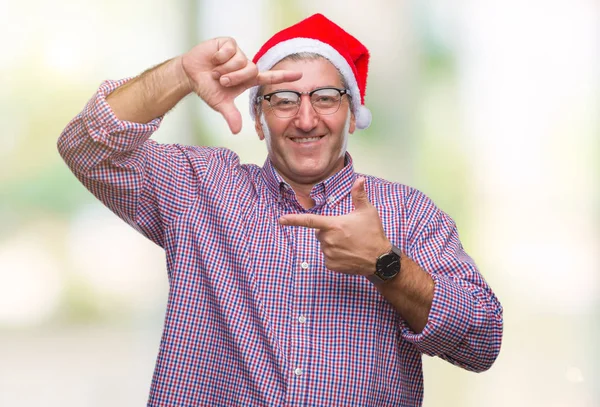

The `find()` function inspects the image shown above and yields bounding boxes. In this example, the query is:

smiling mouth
[290,136,325,144]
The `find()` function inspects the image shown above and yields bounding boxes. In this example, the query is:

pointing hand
[279,177,392,275]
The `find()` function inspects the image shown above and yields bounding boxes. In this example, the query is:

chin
[290,162,332,181]
[292,166,323,179]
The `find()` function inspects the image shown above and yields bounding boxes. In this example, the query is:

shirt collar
[261,153,356,207]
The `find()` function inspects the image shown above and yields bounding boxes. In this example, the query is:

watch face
[376,252,401,279]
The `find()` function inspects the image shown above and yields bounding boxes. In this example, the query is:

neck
[277,155,348,210]
[281,177,317,209]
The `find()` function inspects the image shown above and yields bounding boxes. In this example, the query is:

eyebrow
[266,86,341,94]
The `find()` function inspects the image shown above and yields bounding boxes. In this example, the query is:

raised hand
[181,37,302,134]
[279,177,392,275]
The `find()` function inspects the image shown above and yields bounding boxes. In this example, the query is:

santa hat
[249,13,372,129]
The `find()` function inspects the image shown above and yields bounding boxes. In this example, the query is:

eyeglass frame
[255,87,351,117]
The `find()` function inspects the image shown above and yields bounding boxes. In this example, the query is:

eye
[270,92,299,109]
[274,99,295,106]
[314,95,335,103]
[312,90,340,107]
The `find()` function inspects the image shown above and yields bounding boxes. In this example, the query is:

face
[255,58,356,187]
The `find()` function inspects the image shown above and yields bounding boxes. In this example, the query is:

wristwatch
[367,245,402,284]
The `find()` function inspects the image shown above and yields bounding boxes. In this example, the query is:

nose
[293,95,319,132]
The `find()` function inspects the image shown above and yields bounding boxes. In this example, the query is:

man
[58,13,502,407]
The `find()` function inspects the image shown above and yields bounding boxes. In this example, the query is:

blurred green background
[0,0,598,405]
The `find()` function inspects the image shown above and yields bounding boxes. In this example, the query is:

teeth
[292,137,321,143]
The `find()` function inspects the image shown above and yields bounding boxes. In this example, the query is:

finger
[279,214,333,230]
[211,38,238,65]
[219,62,259,88]
[253,70,303,86]
[214,100,242,134]
[212,54,249,78]
[351,176,371,210]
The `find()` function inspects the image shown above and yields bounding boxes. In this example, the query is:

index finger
[253,70,303,86]
[279,214,333,230]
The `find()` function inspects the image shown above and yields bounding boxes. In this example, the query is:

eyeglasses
[256,87,350,118]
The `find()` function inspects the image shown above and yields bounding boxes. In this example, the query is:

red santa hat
[249,13,372,129]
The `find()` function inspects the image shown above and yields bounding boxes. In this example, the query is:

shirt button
[300,262,309,270]
[298,315,307,324]
[327,196,334,203]
[294,368,303,376]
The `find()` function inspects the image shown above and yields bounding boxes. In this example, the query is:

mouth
[289,135,325,144]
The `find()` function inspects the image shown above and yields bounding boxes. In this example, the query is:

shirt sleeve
[399,189,504,372]
[57,79,211,248]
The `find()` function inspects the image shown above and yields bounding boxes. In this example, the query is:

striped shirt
[58,79,503,407]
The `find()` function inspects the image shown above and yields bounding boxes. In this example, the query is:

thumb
[215,100,242,134]
[351,177,370,210]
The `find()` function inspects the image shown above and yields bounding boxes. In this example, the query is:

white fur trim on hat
[249,37,371,129]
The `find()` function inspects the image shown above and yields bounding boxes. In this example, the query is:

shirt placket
[285,215,316,406]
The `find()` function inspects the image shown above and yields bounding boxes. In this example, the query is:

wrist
[362,241,391,276]
[174,55,194,96]
[367,244,402,285]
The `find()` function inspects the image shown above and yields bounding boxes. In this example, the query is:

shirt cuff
[400,273,474,356]
[83,79,164,152]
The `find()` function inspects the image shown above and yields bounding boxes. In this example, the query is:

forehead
[263,57,343,94]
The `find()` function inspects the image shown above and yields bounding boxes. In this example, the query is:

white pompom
[355,106,372,129]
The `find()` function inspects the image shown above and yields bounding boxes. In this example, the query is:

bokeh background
[1,0,598,405]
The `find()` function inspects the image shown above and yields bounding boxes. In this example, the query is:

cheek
[326,112,351,141]
[261,114,293,154]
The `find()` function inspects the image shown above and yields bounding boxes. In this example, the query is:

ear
[255,113,265,141]
[349,111,356,134]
